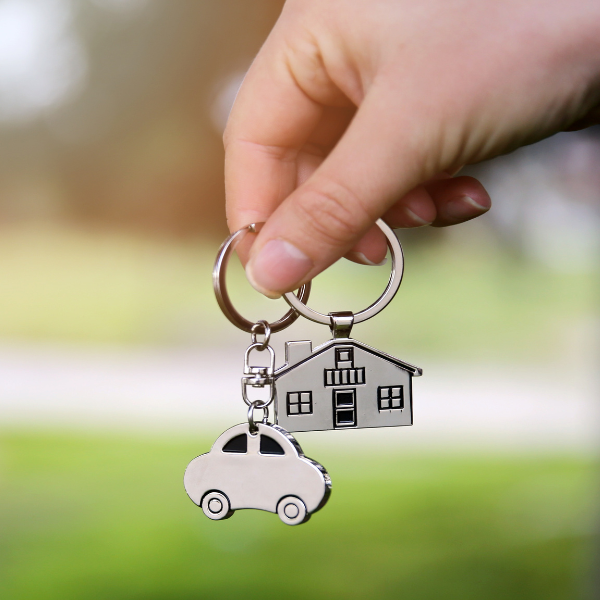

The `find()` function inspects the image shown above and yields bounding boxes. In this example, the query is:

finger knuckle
[295,179,368,248]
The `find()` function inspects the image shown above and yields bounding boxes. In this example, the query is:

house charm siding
[274,339,418,433]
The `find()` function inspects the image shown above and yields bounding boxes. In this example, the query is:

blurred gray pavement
[0,342,597,452]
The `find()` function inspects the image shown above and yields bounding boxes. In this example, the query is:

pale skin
[224,0,600,298]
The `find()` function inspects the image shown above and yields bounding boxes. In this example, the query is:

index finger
[224,39,323,234]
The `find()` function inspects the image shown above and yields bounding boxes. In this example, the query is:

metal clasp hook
[241,343,275,407]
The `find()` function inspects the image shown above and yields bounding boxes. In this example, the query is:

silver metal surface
[277,496,307,525]
[184,422,332,525]
[242,343,275,386]
[247,400,269,434]
[201,491,233,520]
[283,218,403,325]
[241,342,276,407]
[274,337,421,433]
[250,319,271,349]
[213,223,311,333]
[329,311,354,339]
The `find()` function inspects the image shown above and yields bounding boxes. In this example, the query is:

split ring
[283,219,404,325]
[248,400,269,435]
[213,223,311,333]
[250,320,271,349]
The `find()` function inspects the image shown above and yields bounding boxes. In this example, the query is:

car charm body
[184,422,331,525]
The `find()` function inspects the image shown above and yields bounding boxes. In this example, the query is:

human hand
[224,0,600,298]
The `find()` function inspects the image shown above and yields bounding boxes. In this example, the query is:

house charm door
[276,219,422,433]
[333,387,357,429]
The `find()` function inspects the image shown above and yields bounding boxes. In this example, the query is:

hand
[224,0,600,298]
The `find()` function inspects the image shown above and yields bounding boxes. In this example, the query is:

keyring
[248,400,269,435]
[283,218,403,325]
[213,223,311,333]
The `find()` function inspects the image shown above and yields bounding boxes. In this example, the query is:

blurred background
[0,1,599,599]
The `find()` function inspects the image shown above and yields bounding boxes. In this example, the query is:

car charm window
[259,435,285,455]
[222,434,247,453]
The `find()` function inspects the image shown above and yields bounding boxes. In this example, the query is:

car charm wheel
[277,496,308,525]
[201,491,233,520]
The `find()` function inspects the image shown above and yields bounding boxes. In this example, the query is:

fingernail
[347,251,388,266]
[246,239,313,298]
[405,207,432,227]
[446,195,490,220]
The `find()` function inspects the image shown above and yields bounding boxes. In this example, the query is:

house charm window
[335,348,353,368]
[378,386,403,411]
[324,347,365,387]
[287,392,313,416]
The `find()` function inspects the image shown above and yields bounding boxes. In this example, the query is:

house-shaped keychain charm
[274,312,422,433]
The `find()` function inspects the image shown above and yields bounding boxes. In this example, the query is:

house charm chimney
[284,340,313,367]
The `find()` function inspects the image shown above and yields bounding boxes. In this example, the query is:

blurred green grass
[0,429,596,600]
[0,224,596,599]
[0,225,595,361]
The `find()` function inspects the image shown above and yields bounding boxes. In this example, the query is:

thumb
[245,89,440,298]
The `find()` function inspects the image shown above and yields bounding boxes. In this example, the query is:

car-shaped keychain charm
[184,422,331,525]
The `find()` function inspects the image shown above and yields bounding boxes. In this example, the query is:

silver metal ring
[283,219,404,325]
[213,223,311,333]
[248,400,269,434]
[250,320,271,349]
